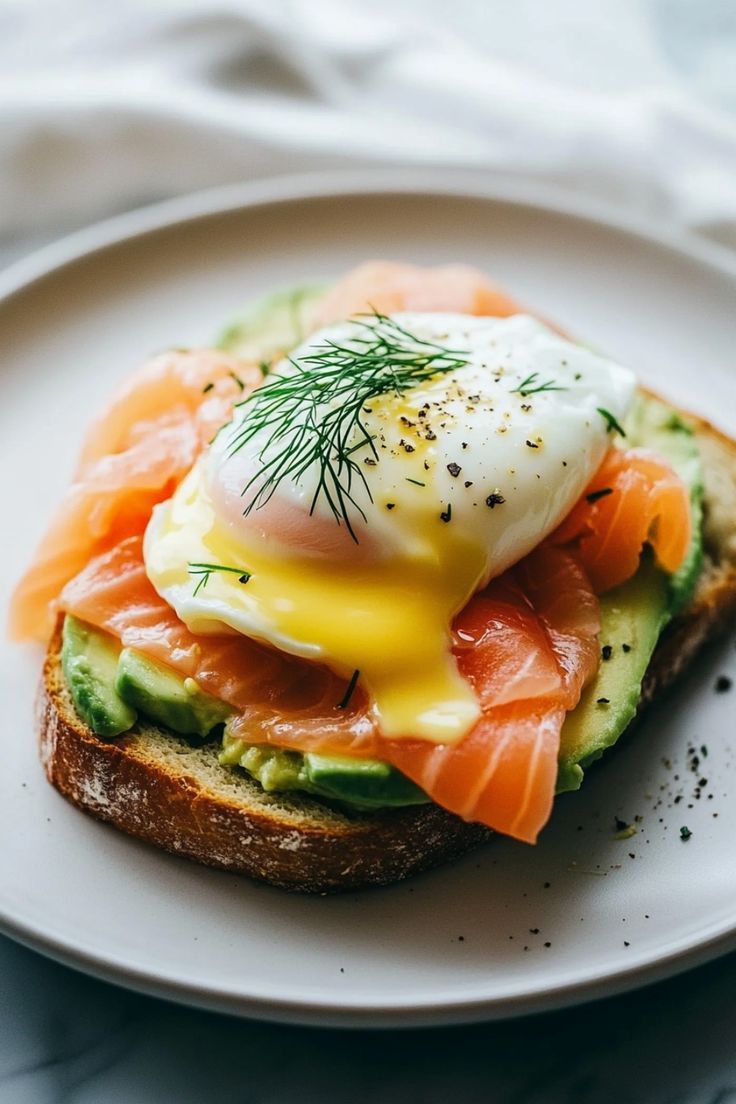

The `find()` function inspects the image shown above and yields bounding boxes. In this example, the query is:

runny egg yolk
[143,313,635,744]
[146,462,485,740]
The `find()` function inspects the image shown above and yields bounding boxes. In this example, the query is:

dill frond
[188,562,252,597]
[226,311,469,541]
[510,371,567,397]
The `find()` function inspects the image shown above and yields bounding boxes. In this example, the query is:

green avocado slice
[219,738,429,809]
[115,648,232,738]
[61,616,137,739]
[557,556,669,791]
[217,284,327,366]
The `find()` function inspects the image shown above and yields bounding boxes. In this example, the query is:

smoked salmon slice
[552,447,692,593]
[383,545,601,841]
[76,349,259,469]
[9,350,260,642]
[59,536,381,753]
[312,261,525,327]
[58,538,600,843]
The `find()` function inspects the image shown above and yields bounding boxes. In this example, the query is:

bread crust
[37,402,736,892]
[39,637,490,892]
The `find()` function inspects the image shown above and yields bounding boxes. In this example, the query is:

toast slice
[38,406,736,892]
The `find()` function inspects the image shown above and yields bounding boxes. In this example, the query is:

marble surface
[3,933,736,1103]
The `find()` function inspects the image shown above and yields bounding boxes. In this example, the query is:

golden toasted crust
[39,637,489,892]
[37,401,736,892]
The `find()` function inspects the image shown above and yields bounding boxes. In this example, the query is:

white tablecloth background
[2,0,736,262]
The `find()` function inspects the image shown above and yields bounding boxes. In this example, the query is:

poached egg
[144,313,635,744]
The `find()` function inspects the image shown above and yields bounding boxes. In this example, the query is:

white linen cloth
[0,0,735,261]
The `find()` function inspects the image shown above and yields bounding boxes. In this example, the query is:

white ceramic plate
[1,172,736,1028]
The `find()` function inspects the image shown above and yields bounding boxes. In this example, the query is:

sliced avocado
[220,736,429,809]
[303,752,429,809]
[557,393,704,792]
[115,648,232,738]
[219,740,310,791]
[61,617,137,739]
[557,555,668,791]
[217,284,327,366]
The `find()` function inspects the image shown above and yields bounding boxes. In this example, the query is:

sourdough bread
[38,405,736,891]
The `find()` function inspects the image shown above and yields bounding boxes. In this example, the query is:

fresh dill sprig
[585,486,614,504]
[188,562,252,597]
[226,311,469,540]
[337,669,361,710]
[597,407,627,437]
[510,371,567,397]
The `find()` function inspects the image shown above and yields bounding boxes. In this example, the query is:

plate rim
[2,168,736,1028]
[2,168,736,303]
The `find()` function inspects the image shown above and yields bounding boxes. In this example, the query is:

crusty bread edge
[38,641,490,893]
[37,403,736,893]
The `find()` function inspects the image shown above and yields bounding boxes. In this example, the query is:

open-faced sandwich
[10,262,736,891]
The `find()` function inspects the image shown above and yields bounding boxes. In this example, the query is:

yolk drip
[145,465,485,742]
